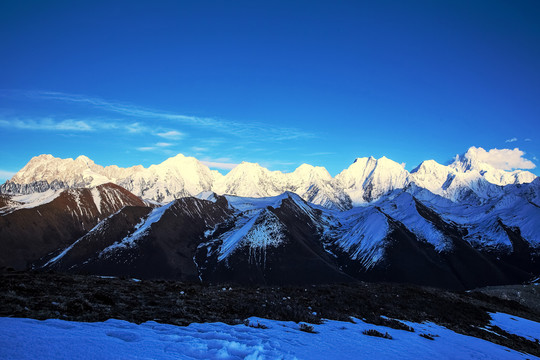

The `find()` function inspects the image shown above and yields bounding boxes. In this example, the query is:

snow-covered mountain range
[1,146,536,210]
[28,182,538,289]
[1,147,538,289]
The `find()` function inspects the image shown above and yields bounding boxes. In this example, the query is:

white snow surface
[378,191,451,251]
[90,187,102,213]
[217,209,286,261]
[224,192,293,212]
[489,312,540,342]
[1,315,537,360]
[417,185,540,250]
[215,192,315,261]
[1,189,61,214]
[218,214,260,261]
[195,190,218,202]
[331,207,389,269]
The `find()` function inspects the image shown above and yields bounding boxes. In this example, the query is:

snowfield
[489,312,540,343]
[1,314,538,360]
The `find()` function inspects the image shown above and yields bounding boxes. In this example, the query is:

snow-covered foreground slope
[1,314,537,360]
[2,146,536,209]
[489,312,540,343]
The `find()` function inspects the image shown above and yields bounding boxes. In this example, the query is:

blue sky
[1,0,539,181]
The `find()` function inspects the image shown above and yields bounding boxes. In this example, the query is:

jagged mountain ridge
[1,147,536,210]
[0,183,146,270]
[1,174,538,288]
[30,183,539,289]
[1,148,538,288]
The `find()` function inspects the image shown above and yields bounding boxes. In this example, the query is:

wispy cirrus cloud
[505,137,517,143]
[156,130,183,140]
[0,115,186,141]
[20,91,315,141]
[136,142,176,152]
[0,118,94,131]
[137,146,155,152]
[192,146,209,152]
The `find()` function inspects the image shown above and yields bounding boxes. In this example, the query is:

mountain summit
[1,147,536,209]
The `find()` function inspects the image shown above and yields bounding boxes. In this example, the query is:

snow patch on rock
[100,201,174,256]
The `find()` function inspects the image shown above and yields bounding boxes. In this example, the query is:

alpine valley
[1,146,539,290]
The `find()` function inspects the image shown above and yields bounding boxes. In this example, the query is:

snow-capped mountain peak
[337,156,410,205]
[75,155,94,165]
[2,149,537,209]
[445,147,537,191]
[9,154,110,189]
[450,147,485,173]
[410,160,455,194]
[213,162,285,198]
[292,163,332,181]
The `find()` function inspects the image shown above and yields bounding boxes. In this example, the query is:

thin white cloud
[137,147,155,151]
[157,130,183,140]
[464,146,535,170]
[525,138,532,142]
[136,143,175,152]
[22,91,315,141]
[125,122,150,133]
[0,169,16,181]
[0,118,93,131]
[192,146,209,152]
[533,156,538,161]
[0,116,160,135]
[505,137,517,143]
[201,160,239,170]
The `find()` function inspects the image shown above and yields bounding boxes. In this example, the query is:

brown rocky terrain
[1,270,539,357]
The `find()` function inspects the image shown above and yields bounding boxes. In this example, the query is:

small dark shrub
[244,320,268,329]
[379,317,414,332]
[93,291,115,306]
[419,333,438,340]
[66,299,92,314]
[299,323,316,333]
[362,329,393,339]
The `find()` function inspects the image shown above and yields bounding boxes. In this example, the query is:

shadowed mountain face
[196,196,354,286]
[0,183,146,270]
[47,196,234,281]
[1,181,539,289]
